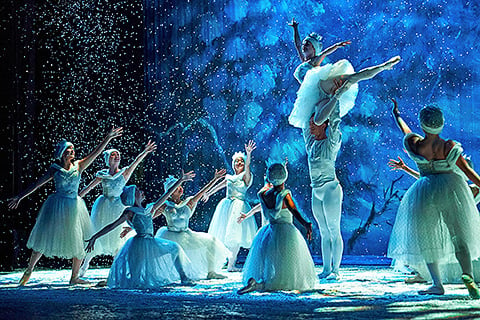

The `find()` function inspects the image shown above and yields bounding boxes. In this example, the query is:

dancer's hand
[181,170,196,182]
[383,56,401,70]
[305,222,313,241]
[85,238,96,253]
[120,226,132,238]
[143,140,157,154]
[388,156,406,171]
[214,169,226,180]
[200,193,210,203]
[245,140,256,155]
[335,40,351,48]
[237,213,247,224]
[288,17,299,28]
[106,127,123,141]
[8,196,21,209]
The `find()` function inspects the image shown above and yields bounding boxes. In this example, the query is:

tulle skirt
[242,223,317,291]
[156,227,230,279]
[388,172,480,265]
[107,235,189,289]
[27,193,93,259]
[91,195,134,255]
[208,198,257,249]
[289,59,359,129]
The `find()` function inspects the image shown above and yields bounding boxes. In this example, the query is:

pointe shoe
[227,266,242,272]
[19,270,32,286]
[462,274,480,299]
[325,272,340,281]
[180,278,195,286]
[207,271,227,280]
[418,285,445,296]
[238,278,260,295]
[318,271,332,279]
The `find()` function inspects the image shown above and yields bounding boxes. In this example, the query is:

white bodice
[96,168,127,198]
[163,197,196,232]
[51,163,81,198]
[127,204,155,237]
[226,172,252,201]
[258,189,293,224]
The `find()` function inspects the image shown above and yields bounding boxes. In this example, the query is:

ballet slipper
[405,273,427,284]
[180,277,195,286]
[418,285,444,296]
[96,280,107,287]
[19,270,32,286]
[207,271,227,280]
[462,274,480,299]
[238,278,261,295]
[69,277,90,285]
[318,271,332,279]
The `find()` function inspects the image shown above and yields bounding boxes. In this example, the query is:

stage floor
[1,266,480,319]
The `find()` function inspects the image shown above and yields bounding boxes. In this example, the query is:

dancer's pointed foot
[238,278,262,295]
[405,273,427,284]
[462,274,480,299]
[69,277,90,285]
[96,280,107,287]
[180,277,195,286]
[207,271,227,280]
[19,270,32,286]
[418,285,444,296]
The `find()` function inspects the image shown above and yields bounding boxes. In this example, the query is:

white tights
[312,180,344,275]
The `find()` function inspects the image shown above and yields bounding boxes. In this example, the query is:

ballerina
[154,169,230,280]
[85,171,196,289]
[387,98,480,298]
[206,141,257,271]
[8,127,123,285]
[238,163,316,294]
[78,140,157,276]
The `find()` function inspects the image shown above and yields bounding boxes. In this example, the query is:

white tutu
[289,59,359,129]
[107,235,185,289]
[208,197,257,249]
[90,195,134,255]
[388,135,480,265]
[27,193,93,259]
[156,227,230,279]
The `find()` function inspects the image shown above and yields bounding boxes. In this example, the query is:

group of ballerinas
[8,17,480,299]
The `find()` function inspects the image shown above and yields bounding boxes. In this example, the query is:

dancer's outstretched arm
[79,177,102,198]
[391,98,412,135]
[243,141,256,186]
[8,170,54,209]
[238,203,261,223]
[123,140,157,182]
[200,178,226,203]
[189,169,226,209]
[388,156,420,179]
[85,209,133,252]
[151,170,196,214]
[77,127,123,172]
[284,194,313,240]
[457,154,480,188]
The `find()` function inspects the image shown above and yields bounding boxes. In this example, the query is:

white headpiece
[232,151,246,170]
[54,140,74,160]
[103,149,121,167]
[419,105,444,134]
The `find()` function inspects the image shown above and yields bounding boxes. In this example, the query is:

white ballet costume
[27,163,93,259]
[107,203,191,289]
[90,168,135,255]
[242,189,317,291]
[208,172,257,249]
[388,134,480,271]
[155,197,230,279]
[291,60,358,276]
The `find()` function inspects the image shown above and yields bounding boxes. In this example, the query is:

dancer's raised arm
[79,177,102,198]
[152,170,196,214]
[243,141,256,186]
[388,156,420,179]
[123,140,157,181]
[288,18,304,62]
[77,127,123,172]
[189,169,226,208]
[391,98,412,135]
